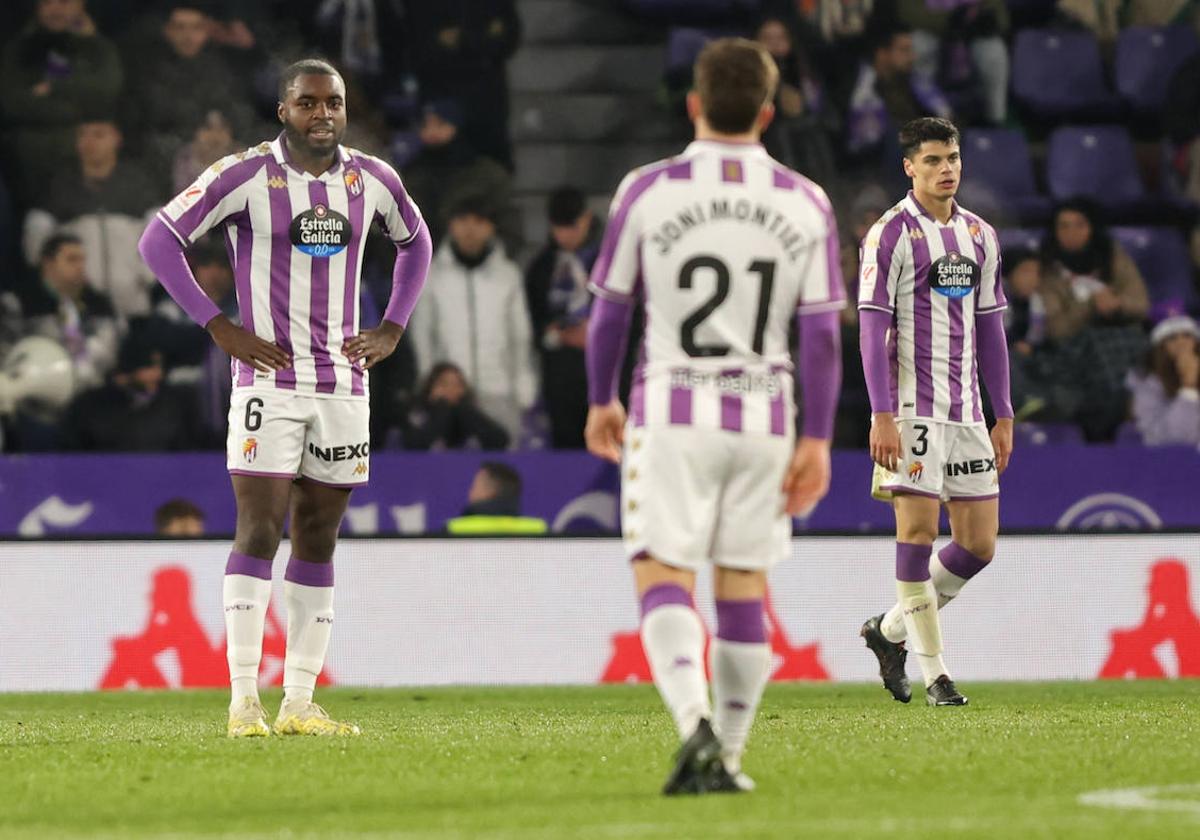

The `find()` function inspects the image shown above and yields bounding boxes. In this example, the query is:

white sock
[881,551,976,643]
[641,604,711,739]
[224,573,271,708]
[283,580,335,705]
[711,639,772,773]
[897,579,948,686]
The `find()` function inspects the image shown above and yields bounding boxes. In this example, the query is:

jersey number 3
[678,256,775,357]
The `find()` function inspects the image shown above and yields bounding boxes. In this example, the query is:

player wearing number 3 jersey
[585,38,844,794]
[856,118,1014,708]
[138,60,431,737]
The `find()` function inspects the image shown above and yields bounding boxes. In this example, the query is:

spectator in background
[1001,248,1051,417]
[898,0,1009,125]
[61,327,206,451]
[401,100,515,249]
[404,362,510,451]
[2,233,119,393]
[0,0,123,207]
[410,197,537,444]
[23,117,160,317]
[407,0,521,170]
[155,498,206,535]
[1125,0,1200,30]
[1055,0,1120,52]
[1128,316,1200,446]
[445,461,548,534]
[129,3,253,186]
[524,187,598,449]
[756,16,837,186]
[172,109,240,193]
[846,26,951,185]
[1040,199,1150,440]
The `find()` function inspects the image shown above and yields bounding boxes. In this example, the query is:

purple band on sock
[284,556,334,587]
[639,583,691,619]
[938,542,990,579]
[225,551,272,581]
[896,542,933,582]
[715,599,766,644]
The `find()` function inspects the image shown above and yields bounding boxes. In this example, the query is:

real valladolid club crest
[344,168,363,196]
[242,437,258,464]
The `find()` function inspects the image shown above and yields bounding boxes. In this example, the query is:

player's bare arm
[206,314,290,372]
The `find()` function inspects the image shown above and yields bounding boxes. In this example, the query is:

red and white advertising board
[1,537,1196,692]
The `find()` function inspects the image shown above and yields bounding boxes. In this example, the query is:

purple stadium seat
[666,27,715,71]
[1046,126,1145,207]
[959,129,1051,224]
[1115,26,1200,113]
[1011,29,1122,120]
[996,227,1042,255]
[1111,226,1200,313]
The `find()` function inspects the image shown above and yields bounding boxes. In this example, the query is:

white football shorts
[621,424,794,572]
[226,389,370,488]
[877,419,999,502]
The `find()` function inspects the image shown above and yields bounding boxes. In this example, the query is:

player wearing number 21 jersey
[585,38,844,794]
[139,60,431,738]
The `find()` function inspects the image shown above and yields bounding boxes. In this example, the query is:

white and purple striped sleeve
[588,168,659,302]
[359,155,423,246]
[156,154,265,246]
[975,221,1007,313]
[857,214,905,313]
[795,182,847,314]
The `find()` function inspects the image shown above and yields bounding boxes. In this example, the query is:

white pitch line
[1079,784,1200,814]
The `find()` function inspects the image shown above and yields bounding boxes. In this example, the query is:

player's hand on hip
[991,417,1013,474]
[782,436,832,516]
[206,315,290,372]
[584,400,626,464]
[870,412,901,472]
[344,321,404,370]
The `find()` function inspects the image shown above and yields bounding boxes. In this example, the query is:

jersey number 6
[244,397,264,432]
[678,255,775,357]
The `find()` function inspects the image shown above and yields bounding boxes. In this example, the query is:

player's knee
[897,522,938,545]
[958,537,996,563]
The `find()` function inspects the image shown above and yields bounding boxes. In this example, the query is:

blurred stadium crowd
[0,0,1198,454]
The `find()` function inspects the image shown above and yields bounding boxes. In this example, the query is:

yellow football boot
[273,700,361,736]
[227,697,270,738]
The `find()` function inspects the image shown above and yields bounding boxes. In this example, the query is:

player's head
[468,462,523,509]
[155,498,206,536]
[687,38,778,139]
[900,117,961,201]
[39,233,86,295]
[277,59,347,157]
[547,186,592,252]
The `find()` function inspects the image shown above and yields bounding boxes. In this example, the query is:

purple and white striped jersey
[155,134,422,398]
[857,191,1006,424]
[588,140,844,436]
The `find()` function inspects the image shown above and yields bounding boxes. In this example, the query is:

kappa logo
[353,461,368,476]
[344,169,363,196]
[267,176,287,189]
[242,437,258,464]
[909,228,925,241]
[908,461,924,481]
[207,159,225,175]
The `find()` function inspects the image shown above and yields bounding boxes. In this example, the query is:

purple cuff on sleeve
[381,222,432,327]
[976,309,1013,419]
[586,294,634,405]
[138,217,222,328]
[859,308,895,414]
[797,309,841,440]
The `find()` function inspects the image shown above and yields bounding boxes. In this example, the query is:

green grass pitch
[2,682,1197,838]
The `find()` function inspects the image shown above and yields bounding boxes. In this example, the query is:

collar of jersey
[906,190,961,225]
[684,139,768,156]
[271,133,351,180]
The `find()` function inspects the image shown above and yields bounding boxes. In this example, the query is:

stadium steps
[509,46,665,95]
[511,93,680,143]
[519,0,660,45]
[513,141,680,194]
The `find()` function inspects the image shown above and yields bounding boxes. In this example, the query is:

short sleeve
[156,152,266,246]
[588,167,659,302]
[358,155,423,246]
[858,214,904,313]
[975,222,1007,313]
